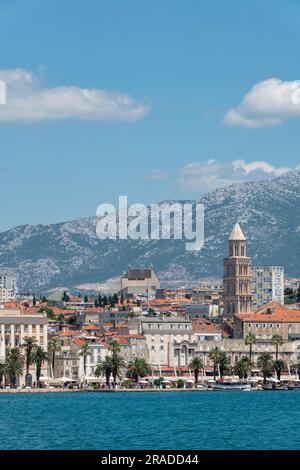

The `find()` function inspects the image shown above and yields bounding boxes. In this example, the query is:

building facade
[121,267,161,298]
[0,270,17,303]
[252,266,284,308]
[223,223,252,316]
[0,308,48,385]
[233,301,300,341]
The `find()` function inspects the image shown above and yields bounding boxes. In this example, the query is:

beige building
[121,267,161,298]
[223,223,252,316]
[233,301,300,342]
[0,308,48,385]
[195,338,300,370]
[129,316,194,367]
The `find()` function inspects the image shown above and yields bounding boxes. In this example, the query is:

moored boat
[212,379,251,391]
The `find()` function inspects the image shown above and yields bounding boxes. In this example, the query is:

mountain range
[0,170,299,293]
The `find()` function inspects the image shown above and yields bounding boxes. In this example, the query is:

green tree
[209,346,222,380]
[234,356,253,379]
[126,358,152,384]
[0,363,5,388]
[48,337,61,378]
[111,353,125,387]
[218,351,232,378]
[257,352,274,384]
[4,348,25,388]
[95,356,113,386]
[108,339,121,354]
[84,295,89,303]
[66,315,77,325]
[32,294,36,306]
[273,359,286,381]
[297,285,300,302]
[21,337,37,386]
[31,345,49,387]
[38,307,55,320]
[79,342,92,378]
[62,291,70,302]
[244,332,257,360]
[189,357,204,384]
[271,334,283,360]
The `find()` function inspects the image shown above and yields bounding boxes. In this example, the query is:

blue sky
[0,0,300,231]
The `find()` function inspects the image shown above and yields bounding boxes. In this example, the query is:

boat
[262,383,290,391]
[212,379,251,391]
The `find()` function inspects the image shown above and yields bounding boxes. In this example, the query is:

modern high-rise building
[252,266,284,309]
[223,223,252,316]
[0,270,17,303]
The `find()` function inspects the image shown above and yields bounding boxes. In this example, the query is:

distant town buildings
[252,266,284,308]
[233,301,300,342]
[223,223,253,316]
[0,270,17,303]
[0,308,48,386]
[121,267,161,298]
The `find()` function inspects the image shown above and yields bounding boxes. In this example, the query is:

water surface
[0,391,299,450]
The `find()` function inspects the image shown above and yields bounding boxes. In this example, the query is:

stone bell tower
[223,223,252,316]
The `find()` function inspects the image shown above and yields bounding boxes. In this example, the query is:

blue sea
[0,391,299,450]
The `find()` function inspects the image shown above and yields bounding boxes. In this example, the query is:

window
[151,346,155,351]
[276,324,280,329]
[160,346,164,350]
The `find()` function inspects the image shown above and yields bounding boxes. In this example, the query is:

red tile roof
[234,301,300,323]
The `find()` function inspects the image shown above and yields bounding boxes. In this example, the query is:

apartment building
[252,266,284,308]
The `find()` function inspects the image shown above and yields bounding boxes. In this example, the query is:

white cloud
[224,78,300,128]
[144,169,168,180]
[0,68,149,123]
[179,158,294,193]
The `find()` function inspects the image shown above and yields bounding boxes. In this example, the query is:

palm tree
[48,337,61,378]
[189,357,204,384]
[4,348,25,388]
[257,352,273,384]
[79,342,92,380]
[234,356,253,379]
[209,346,222,380]
[219,351,232,378]
[271,334,283,360]
[244,333,257,360]
[31,345,49,387]
[0,363,5,388]
[21,337,36,386]
[108,339,121,354]
[111,353,125,387]
[126,358,152,385]
[273,359,286,381]
[95,356,113,386]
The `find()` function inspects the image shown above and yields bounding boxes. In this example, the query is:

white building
[0,270,17,303]
[252,266,284,308]
[0,308,49,386]
[129,316,194,367]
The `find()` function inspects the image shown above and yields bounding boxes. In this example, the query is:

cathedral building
[223,223,252,316]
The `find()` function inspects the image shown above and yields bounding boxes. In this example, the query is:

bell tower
[223,223,252,316]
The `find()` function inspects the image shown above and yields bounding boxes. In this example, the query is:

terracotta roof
[234,301,300,323]
[192,320,219,334]
[73,338,85,347]
[82,324,101,331]
[57,330,78,337]
[112,336,130,346]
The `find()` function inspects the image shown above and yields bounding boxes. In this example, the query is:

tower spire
[229,223,246,241]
